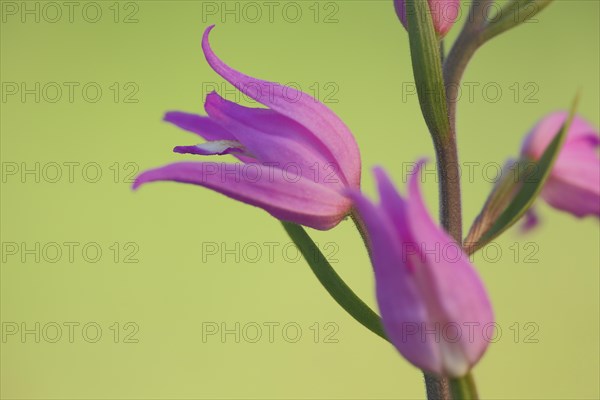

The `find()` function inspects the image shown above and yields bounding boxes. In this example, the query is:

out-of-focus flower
[521,112,599,225]
[134,25,361,230]
[394,0,460,37]
[348,161,494,378]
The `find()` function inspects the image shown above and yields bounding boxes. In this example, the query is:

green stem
[433,132,463,242]
[281,221,387,341]
[449,373,479,400]
[351,210,371,259]
[443,28,482,137]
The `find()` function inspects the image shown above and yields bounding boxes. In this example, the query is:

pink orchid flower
[134,26,361,230]
[348,161,494,378]
[521,112,599,227]
[394,0,460,37]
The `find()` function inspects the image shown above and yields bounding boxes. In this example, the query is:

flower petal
[406,161,494,377]
[540,122,599,218]
[552,141,600,195]
[201,25,361,189]
[346,187,440,373]
[520,207,541,233]
[133,162,351,230]
[522,112,598,159]
[204,92,345,189]
[164,111,236,141]
[541,177,600,218]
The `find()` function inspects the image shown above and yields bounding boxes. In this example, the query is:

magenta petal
[522,112,598,159]
[347,188,440,373]
[204,92,345,189]
[521,112,599,219]
[349,163,494,377]
[552,139,600,195]
[520,207,541,233]
[201,25,360,189]
[164,111,236,141]
[405,163,494,377]
[541,177,600,218]
[133,162,351,230]
[372,167,411,242]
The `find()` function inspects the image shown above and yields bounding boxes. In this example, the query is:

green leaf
[281,221,388,341]
[482,0,554,42]
[406,0,451,143]
[464,95,579,254]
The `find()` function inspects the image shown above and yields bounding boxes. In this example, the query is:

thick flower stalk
[348,161,494,378]
[134,26,361,230]
[520,112,600,223]
[394,0,460,37]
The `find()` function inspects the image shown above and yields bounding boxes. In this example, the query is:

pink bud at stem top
[394,0,460,38]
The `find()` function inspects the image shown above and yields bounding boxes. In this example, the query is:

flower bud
[394,0,460,38]
[348,161,494,377]
[521,112,600,220]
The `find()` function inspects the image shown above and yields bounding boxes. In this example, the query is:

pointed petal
[204,92,345,189]
[406,161,494,377]
[347,188,441,373]
[134,162,350,230]
[373,167,411,242]
[164,111,236,141]
[201,25,360,188]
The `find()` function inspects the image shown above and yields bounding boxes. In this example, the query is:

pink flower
[522,112,600,221]
[348,161,494,377]
[394,0,460,37]
[133,26,361,230]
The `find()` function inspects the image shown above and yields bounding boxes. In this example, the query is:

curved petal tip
[131,176,144,191]
[202,25,217,51]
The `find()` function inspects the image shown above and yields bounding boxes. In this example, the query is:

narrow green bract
[406,0,451,143]
[483,0,554,42]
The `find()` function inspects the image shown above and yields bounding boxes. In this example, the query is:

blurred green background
[1,1,598,399]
